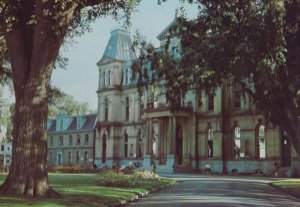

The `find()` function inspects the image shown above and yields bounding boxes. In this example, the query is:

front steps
[268,167,294,178]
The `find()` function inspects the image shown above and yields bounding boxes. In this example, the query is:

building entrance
[281,131,291,167]
[176,125,183,165]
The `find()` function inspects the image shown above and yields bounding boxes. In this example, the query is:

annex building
[94,19,299,175]
[47,114,97,166]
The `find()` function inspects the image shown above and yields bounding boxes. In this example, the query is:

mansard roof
[156,17,178,41]
[98,28,136,66]
[47,114,97,134]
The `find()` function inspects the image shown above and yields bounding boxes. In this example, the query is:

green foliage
[178,0,300,144]
[147,0,300,153]
[0,173,173,207]
[48,87,92,118]
[96,170,141,187]
[48,165,96,174]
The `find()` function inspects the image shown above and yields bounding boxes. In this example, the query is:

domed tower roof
[98,28,136,65]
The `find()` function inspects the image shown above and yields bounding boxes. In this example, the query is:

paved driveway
[127,174,300,207]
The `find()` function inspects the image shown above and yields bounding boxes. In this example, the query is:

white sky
[51,0,198,110]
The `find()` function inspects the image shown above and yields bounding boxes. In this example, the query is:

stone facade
[95,22,298,174]
[47,114,97,167]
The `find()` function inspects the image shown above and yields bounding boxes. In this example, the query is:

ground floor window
[84,151,88,162]
[124,132,128,158]
[233,124,241,158]
[68,151,72,163]
[76,151,80,163]
[207,140,213,158]
[206,123,214,158]
[102,134,107,163]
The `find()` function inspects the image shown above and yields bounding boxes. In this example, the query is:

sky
[51,0,198,111]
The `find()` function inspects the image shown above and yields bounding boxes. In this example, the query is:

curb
[268,183,300,200]
[107,181,175,207]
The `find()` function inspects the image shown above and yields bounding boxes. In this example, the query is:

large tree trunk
[0,1,76,197]
[0,80,55,197]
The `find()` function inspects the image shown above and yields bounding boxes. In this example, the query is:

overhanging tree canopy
[0,0,140,197]
[140,0,300,154]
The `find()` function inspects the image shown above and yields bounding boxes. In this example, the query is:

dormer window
[59,120,64,130]
[77,117,82,129]
[123,43,129,59]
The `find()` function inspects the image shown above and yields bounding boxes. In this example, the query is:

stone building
[0,125,12,167]
[47,114,97,166]
[95,21,298,175]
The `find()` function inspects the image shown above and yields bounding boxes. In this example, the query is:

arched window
[256,120,266,159]
[104,98,108,121]
[233,124,241,158]
[206,123,214,158]
[125,97,129,121]
[124,131,128,158]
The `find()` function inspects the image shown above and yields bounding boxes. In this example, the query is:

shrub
[49,165,96,173]
[96,170,141,187]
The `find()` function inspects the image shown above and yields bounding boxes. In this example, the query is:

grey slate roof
[156,18,177,40]
[47,114,97,134]
[99,29,136,63]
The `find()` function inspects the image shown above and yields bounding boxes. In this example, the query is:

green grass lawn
[0,173,174,207]
[272,179,300,198]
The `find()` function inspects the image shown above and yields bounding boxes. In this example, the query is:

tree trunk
[0,79,58,197]
[0,1,77,197]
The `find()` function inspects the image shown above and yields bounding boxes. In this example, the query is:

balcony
[144,102,192,118]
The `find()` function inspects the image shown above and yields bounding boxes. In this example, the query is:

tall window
[139,97,144,119]
[124,132,128,158]
[50,136,53,146]
[257,122,266,159]
[137,129,143,159]
[76,151,80,163]
[84,151,88,162]
[104,98,108,121]
[102,134,107,163]
[59,136,63,146]
[234,83,241,110]
[69,135,73,146]
[125,97,129,121]
[68,151,72,163]
[77,134,81,145]
[206,123,214,158]
[103,72,106,87]
[233,124,241,158]
[107,70,112,86]
[208,93,214,111]
[85,134,89,145]
[125,69,130,85]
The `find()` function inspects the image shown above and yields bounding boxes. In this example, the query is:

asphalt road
[127,174,300,207]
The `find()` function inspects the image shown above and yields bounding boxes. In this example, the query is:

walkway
[127,174,300,207]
